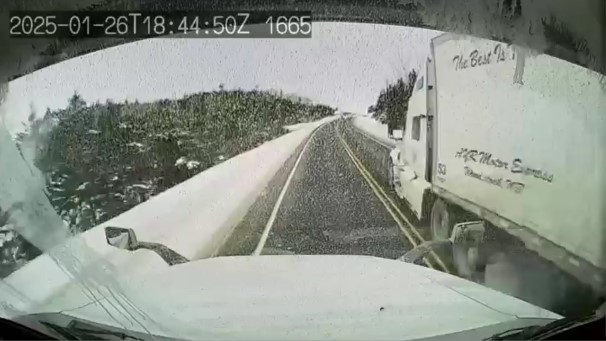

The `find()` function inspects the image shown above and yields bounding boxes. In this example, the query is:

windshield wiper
[483,309,605,340]
[40,320,144,340]
[482,325,541,341]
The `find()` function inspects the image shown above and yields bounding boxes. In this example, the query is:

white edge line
[252,122,327,255]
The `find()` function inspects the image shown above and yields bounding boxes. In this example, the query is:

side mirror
[105,226,139,251]
[104,226,189,266]
[397,239,452,264]
[450,221,485,244]
[397,221,485,264]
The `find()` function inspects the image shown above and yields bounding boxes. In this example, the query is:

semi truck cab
[387,33,605,313]
[389,56,436,221]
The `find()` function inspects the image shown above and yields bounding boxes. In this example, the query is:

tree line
[1,89,334,277]
[367,69,418,130]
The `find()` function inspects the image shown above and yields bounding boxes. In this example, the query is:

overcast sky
[1,23,440,134]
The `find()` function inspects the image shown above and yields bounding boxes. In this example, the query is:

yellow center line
[334,124,436,269]
[340,137,452,273]
[336,122,453,274]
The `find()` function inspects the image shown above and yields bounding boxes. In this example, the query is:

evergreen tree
[370,69,417,129]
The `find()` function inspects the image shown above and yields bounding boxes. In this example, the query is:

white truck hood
[32,255,560,340]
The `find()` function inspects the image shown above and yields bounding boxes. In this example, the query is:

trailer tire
[430,199,480,280]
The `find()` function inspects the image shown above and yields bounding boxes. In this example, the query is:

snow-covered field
[351,115,401,148]
[1,116,336,315]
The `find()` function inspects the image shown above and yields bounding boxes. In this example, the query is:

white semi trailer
[388,33,606,300]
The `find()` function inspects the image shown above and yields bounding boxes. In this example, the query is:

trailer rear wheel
[430,199,481,280]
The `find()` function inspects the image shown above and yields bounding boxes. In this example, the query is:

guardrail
[340,120,393,187]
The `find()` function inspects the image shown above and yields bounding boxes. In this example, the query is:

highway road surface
[217,121,414,259]
[216,119,597,317]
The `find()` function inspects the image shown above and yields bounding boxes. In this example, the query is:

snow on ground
[2,116,337,312]
[284,119,335,132]
[283,121,312,132]
[174,156,187,167]
[351,115,402,148]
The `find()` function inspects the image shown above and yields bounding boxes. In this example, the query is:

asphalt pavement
[218,121,413,259]
[215,121,598,317]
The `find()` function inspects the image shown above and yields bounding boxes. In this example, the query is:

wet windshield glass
[0,3,605,340]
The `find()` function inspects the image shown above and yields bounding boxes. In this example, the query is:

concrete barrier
[351,116,399,148]
[341,120,393,187]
